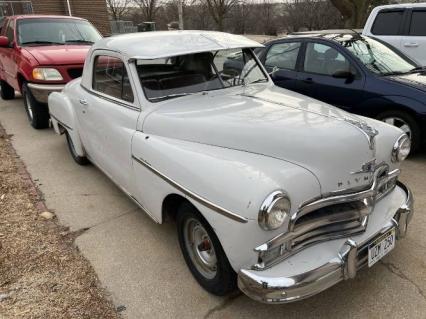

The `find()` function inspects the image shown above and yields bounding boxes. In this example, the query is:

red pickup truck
[0,15,101,128]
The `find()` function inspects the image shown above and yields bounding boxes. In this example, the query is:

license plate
[368,229,396,267]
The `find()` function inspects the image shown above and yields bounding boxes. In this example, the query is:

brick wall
[69,0,111,35]
[31,0,110,34]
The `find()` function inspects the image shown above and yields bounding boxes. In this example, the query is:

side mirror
[332,70,355,79]
[0,36,9,47]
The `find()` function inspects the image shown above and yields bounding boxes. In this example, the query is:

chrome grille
[254,165,399,270]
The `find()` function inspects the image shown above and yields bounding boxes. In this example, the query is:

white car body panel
[363,3,426,66]
[48,31,414,303]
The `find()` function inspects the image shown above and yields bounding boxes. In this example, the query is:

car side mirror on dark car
[332,70,355,80]
[0,36,9,47]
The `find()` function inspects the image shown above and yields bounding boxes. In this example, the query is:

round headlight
[258,191,291,231]
[392,134,411,162]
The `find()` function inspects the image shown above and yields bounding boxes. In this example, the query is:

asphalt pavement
[1,97,425,319]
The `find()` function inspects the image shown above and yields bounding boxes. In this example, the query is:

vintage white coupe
[48,31,414,303]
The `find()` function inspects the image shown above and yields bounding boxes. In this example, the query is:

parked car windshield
[339,35,417,76]
[17,18,101,46]
[137,48,268,102]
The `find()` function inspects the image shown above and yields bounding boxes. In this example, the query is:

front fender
[359,96,426,116]
[131,133,321,270]
[48,90,84,156]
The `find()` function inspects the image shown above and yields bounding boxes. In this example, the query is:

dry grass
[0,126,120,319]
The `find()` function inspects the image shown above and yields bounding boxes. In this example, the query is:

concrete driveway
[1,97,425,319]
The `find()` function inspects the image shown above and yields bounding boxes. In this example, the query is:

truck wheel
[377,110,421,152]
[65,131,89,166]
[0,80,15,100]
[22,82,50,129]
[177,201,237,296]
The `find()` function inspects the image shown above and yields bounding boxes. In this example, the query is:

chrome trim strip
[238,181,413,304]
[28,83,65,91]
[131,155,249,223]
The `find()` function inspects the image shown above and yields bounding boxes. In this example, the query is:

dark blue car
[258,32,426,151]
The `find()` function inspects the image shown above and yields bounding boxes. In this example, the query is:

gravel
[0,126,120,319]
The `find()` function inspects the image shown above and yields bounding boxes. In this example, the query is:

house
[0,0,110,34]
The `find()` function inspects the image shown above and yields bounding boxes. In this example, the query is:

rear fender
[48,91,85,156]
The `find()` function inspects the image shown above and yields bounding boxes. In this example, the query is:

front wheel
[177,202,237,296]
[376,111,421,152]
[22,82,50,129]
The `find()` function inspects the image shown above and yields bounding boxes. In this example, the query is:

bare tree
[284,0,343,32]
[230,0,253,34]
[204,0,239,31]
[106,0,133,21]
[133,0,162,21]
[329,0,389,28]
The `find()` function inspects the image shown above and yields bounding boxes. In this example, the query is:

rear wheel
[177,202,237,296]
[0,80,15,100]
[376,110,421,152]
[65,131,89,166]
[22,82,50,129]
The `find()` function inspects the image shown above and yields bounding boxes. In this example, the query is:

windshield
[137,48,268,102]
[340,36,417,75]
[17,18,101,46]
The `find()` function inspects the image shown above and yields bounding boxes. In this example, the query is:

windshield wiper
[21,40,65,46]
[383,71,406,76]
[149,92,197,102]
[246,79,268,85]
[66,39,94,44]
[409,66,426,73]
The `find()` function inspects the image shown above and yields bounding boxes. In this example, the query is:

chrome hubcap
[382,117,412,139]
[25,93,33,120]
[183,218,217,279]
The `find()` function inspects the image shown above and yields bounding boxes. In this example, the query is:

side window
[304,43,351,76]
[265,42,301,71]
[409,11,426,36]
[371,10,404,35]
[93,55,134,103]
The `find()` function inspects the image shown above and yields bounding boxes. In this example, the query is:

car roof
[10,14,86,21]
[93,31,263,60]
[372,2,426,10]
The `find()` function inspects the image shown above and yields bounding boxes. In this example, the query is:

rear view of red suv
[0,15,101,128]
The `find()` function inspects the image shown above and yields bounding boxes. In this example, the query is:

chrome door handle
[404,43,419,47]
[79,99,88,105]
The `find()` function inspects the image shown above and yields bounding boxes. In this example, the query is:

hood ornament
[344,118,378,150]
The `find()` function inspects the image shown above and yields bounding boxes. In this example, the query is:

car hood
[143,85,399,195]
[23,45,91,65]
[387,72,426,92]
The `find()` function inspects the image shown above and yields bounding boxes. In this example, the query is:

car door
[0,19,18,89]
[297,41,365,110]
[77,51,140,193]
[368,8,406,52]
[401,9,426,66]
[262,41,303,92]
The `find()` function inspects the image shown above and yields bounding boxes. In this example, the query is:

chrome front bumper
[238,182,414,304]
[28,83,65,103]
